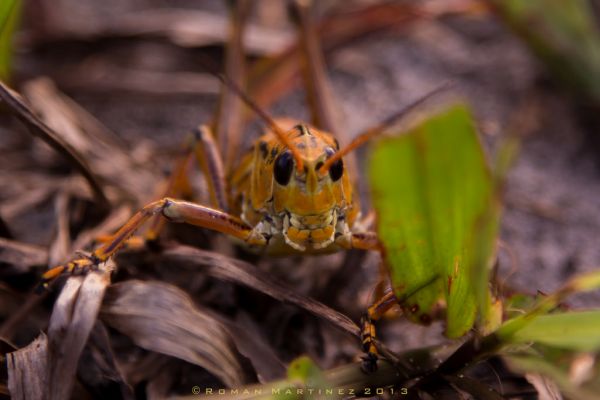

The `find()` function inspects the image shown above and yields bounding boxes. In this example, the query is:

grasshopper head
[251,124,356,251]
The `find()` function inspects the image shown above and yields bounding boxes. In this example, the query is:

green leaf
[270,356,329,400]
[368,104,497,337]
[0,0,21,82]
[286,356,325,387]
[508,311,600,351]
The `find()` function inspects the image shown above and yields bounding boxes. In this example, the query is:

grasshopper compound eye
[274,150,294,185]
[328,158,344,182]
[325,148,344,182]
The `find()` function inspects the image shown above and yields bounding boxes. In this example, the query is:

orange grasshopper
[40,1,444,370]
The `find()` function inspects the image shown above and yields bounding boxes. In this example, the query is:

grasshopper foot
[39,254,101,292]
[360,314,380,373]
[361,352,379,374]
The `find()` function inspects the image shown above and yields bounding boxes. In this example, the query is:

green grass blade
[368,104,497,337]
[497,270,600,340]
[509,311,600,351]
[0,0,21,82]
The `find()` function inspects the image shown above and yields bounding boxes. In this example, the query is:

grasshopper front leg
[41,198,265,287]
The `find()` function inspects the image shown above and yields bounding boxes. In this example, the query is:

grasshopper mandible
[40,0,445,370]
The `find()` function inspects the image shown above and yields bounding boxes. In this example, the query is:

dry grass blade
[23,78,157,200]
[0,81,108,208]
[6,334,47,400]
[47,191,70,266]
[22,78,127,151]
[0,238,47,275]
[47,271,111,400]
[161,245,360,338]
[100,280,256,388]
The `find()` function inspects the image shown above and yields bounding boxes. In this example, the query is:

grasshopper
[41,0,444,371]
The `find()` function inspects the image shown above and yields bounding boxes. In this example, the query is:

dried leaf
[0,338,16,397]
[47,271,110,400]
[100,280,256,388]
[23,78,157,200]
[7,334,47,400]
[78,322,134,400]
[160,245,360,338]
[214,311,286,382]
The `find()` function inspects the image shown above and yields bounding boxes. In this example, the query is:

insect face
[271,125,346,208]
[247,124,356,252]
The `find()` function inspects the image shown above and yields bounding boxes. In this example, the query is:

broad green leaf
[368,104,496,337]
[0,0,21,82]
[491,0,600,104]
[508,311,600,351]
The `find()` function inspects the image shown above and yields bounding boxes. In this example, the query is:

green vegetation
[368,104,499,338]
[491,0,600,104]
[0,0,20,82]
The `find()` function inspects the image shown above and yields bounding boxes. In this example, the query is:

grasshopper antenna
[319,82,453,174]
[201,60,305,173]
